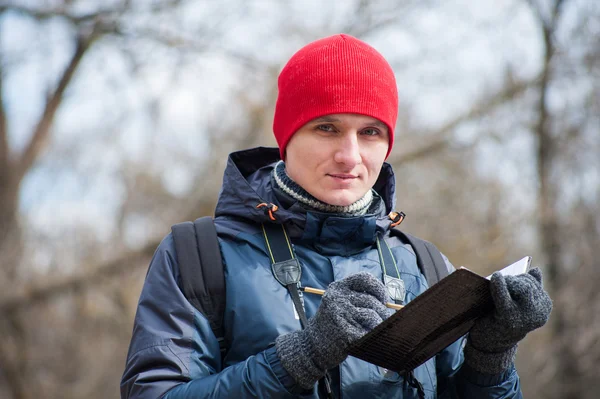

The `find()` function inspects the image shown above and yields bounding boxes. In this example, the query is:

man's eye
[317,124,334,132]
[362,128,380,136]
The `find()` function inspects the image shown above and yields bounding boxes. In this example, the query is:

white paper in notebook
[486,256,532,279]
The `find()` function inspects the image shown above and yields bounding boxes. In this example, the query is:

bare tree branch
[131,27,212,52]
[0,4,116,24]
[15,32,96,184]
[0,61,7,171]
[525,0,548,28]
[340,2,413,39]
[0,240,159,315]
[552,0,566,23]
[388,75,539,165]
[0,191,217,314]
[394,139,450,164]
[525,0,567,40]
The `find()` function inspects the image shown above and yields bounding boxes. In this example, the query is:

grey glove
[465,267,553,374]
[275,272,393,389]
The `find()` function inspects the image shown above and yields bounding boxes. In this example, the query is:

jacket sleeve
[120,234,304,399]
[435,254,523,399]
[435,337,522,398]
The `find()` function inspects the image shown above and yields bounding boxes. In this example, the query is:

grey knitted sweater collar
[272,161,373,216]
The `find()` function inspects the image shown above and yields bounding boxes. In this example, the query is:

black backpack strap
[171,216,226,354]
[390,229,449,287]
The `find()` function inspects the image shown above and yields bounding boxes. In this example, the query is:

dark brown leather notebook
[348,257,530,373]
[350,256,531,373]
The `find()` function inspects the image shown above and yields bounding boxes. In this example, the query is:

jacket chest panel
[217,233,436,395]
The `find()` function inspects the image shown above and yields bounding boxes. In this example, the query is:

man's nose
[333,133,361,167]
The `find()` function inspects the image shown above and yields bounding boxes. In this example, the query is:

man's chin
[317,191,361,207]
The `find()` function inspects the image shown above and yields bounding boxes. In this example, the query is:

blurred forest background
[0,0,598,398]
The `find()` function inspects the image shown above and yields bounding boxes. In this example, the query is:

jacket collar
[214,147,398,255]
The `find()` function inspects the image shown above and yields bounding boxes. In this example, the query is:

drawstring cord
[256,203,279,221]
[259,204,405,226]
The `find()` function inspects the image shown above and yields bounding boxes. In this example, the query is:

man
[121,34,551,398]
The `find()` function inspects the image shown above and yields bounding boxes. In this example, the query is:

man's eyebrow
[311,116,388,132]
[312,116,341,123]
[370,120,388,130]
[364,120,389,133]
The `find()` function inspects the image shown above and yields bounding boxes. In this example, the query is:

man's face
[284,113,390,207]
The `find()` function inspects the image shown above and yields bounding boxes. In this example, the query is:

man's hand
[275,272,393,388]
[465,267,553,374]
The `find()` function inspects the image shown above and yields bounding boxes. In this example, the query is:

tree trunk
[532,1,580,397]
[0,175,22,282]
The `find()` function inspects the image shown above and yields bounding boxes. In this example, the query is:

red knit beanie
[273,34,398,160]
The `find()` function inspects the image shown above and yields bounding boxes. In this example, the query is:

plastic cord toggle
[256,203,279,221]
[389,211,406,227]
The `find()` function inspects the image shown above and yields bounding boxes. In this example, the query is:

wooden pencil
[300,286,404,310]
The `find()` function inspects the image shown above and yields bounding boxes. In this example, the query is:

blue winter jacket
[121,147,523,398]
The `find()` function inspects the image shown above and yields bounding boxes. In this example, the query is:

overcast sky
[0,0,560,259]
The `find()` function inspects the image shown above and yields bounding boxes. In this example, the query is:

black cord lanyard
[376,235,406,305]
[261,223,334,399]
[376,235,425,399]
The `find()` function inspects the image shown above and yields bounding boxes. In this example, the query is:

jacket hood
[214,147,398,255]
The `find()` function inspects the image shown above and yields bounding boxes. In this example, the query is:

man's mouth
[328,174,358,180]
